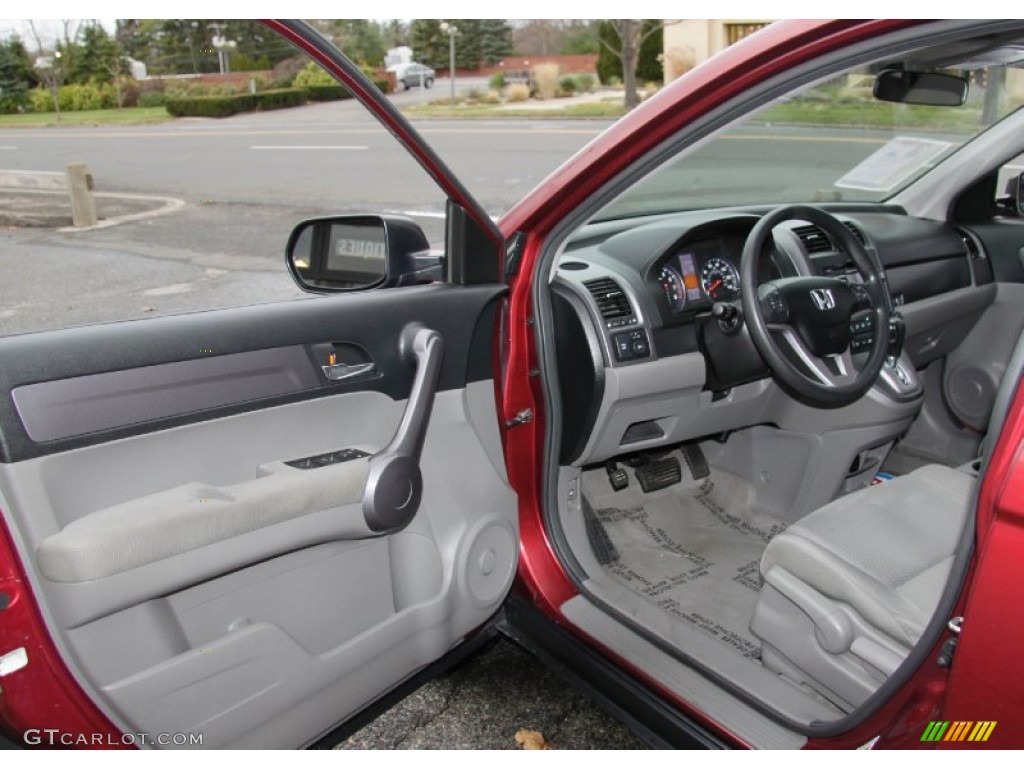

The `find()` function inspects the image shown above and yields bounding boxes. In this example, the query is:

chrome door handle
[322,361,377,381]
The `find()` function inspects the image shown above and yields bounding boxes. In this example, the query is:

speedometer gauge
[658,264,686,312]
[700,257,741,301]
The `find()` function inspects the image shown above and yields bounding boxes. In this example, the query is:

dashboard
[549,207,994,466]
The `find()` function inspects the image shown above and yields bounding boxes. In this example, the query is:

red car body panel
[0,519,126,749]
[936,379,1024,749]
[0,17,1018,749]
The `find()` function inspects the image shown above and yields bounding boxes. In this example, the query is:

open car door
[0,20,517,749]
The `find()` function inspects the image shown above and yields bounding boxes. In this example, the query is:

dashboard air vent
[842,221,868,246]
[793,224,833,254]
[583,277,635,327]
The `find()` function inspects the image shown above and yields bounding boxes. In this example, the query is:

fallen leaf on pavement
[515,729,553,750]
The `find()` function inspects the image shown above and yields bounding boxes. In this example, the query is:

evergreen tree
[68,24,123,84]
[451,20,482,71]
[408,20,446,69]
[478,20,513,65]
[637,22,663,83]
[0,37,33,114]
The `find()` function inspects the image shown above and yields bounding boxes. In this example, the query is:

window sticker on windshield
[834,137,953,192]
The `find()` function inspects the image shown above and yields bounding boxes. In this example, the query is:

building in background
[662,20,771,81]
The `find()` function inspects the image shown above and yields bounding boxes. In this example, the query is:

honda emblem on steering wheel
[810,288,836,311]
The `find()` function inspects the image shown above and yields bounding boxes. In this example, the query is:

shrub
[575,73,596,93]
[506,83,530,103]
[116,77,141,108]
[372,77,392,94]
[489,72,505,90]
[137,90,166,108]
[250,88,305,111]
[165,88,307,118]
[165,94,255,118]
[532,63,560,100]
[293,62,335,88]
[304,84,351,102]
[482,89,501,105]
[29,87,54,113]
[271,55,308,86]
[558,76,577,96]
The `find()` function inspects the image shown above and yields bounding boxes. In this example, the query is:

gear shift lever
[886,312,906,366]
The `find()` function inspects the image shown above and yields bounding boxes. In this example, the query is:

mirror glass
[873,69,968,106]
[288,217,388,291]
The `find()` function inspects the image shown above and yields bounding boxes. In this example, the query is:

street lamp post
[211,29,237,76]
[440,22,458,103]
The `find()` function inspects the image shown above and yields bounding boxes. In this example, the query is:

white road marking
[249,145,369,151]
[0,146,17,150]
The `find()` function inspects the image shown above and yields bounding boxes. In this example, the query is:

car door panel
[0,285,517,748]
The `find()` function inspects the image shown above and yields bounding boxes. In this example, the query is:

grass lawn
[0,107,173,128]
[752,98,991,132]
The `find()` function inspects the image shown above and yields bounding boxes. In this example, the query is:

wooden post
[65,162,97,228]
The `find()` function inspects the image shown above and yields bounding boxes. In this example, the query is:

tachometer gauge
[658,264,687,312]
[700,257,741,301]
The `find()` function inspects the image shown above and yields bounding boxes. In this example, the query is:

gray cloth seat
[751,332,1024,711]
[749,465,974,710]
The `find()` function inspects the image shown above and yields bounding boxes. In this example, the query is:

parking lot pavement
[337,637,645,750]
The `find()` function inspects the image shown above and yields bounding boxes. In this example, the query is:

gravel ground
[337,637,646,750]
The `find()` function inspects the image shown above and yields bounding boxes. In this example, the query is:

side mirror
[285,214,441,293]
[873,69,968,107]
[998,172,1024,217]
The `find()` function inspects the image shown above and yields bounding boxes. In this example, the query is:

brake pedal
[680,443,710,480]
[635,455,682,493]
[606,461,629,492]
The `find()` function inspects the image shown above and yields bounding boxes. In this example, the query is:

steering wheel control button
[286,448,370,470]
[757,285,789,324]
[612,329,651,362]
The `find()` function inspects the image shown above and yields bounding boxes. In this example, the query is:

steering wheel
[740,205,890,407]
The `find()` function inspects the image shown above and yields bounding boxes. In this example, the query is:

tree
[477,20,513,65]
[0,37,34,114]
[326,20,386,67]
[26,19,71,118]
[68,23,122,84]
[382,20,407,49]
[562,21,600,55]
[597,20,663,108]
[408,19,447,70]
[511,20,597,57]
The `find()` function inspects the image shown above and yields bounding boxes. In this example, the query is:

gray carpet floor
[582,454,787,660]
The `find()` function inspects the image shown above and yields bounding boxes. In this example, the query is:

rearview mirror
[873,69,968,107]
[286,214,439,293]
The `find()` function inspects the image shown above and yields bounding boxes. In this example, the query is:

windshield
[595,58,1024,221]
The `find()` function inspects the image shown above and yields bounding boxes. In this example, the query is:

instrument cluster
[656,240,742,313]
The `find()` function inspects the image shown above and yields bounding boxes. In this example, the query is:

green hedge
[251,88,306,110]
[165,88,305,118]
[165,94,254,117]
[303,84,352,102]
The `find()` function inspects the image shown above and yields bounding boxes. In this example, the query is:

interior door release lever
[322,361,377,381]
[362,324,444,532]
